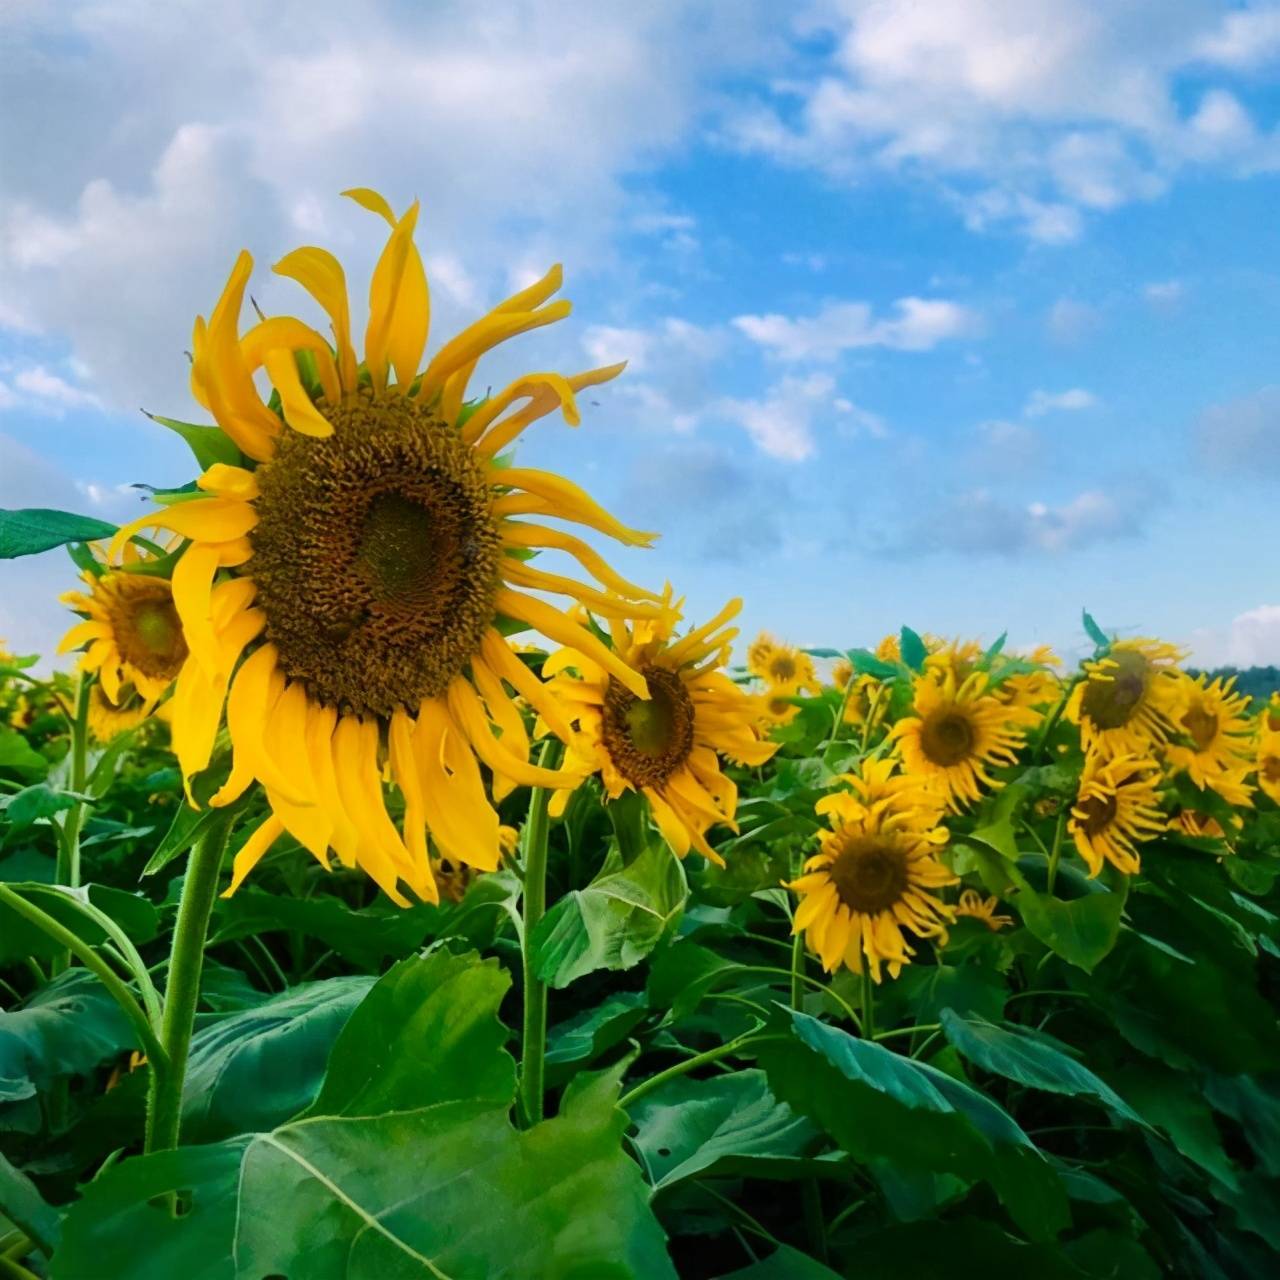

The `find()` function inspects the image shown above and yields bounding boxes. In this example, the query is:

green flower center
[602,664,695,789]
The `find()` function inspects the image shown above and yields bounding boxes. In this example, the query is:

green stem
[1032,680,1075,762]
[54,673,92,893]
[518,738,563,1128]
[802,1180,828,1264]
[1045,809,1067,896]
[789,930,805,1010]
[860,967,876,1040]
[145,809,234,1156]
[860,685,887,753]
[874,1022,941,1042]
[0,884,165,1069]
[619,1029,766,1110]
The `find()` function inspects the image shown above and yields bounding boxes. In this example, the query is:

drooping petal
[273,246,358,393]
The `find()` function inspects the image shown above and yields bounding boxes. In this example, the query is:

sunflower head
[1164,675,1255,806]
[546,599,776,863]
[954,889,1013,932]
[100,188,675,905]
[1066,638,1184,756]
[923,637,984,685]
[840,673,886,728]
[1256,731,1280,805]
[1069,751,1166,877]
[788,778,956,982]
[757,640,819,694]
[891,669,1037,811]
[59,561,188,707]
[831,658,855,690]
[874,634,901,663]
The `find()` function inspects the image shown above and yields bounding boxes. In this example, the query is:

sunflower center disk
[249,396,503,718]
[1181,706,1219,751]
[1077,792,1118,836]
[601,665,695,789]
[769,655,797,683]
[110,581,188,679]
[830,834,910,914]
[920,708,976,767]
[1082,650,1148,729]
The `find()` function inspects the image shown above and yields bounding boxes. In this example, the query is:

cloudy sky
[3,0,1280,667]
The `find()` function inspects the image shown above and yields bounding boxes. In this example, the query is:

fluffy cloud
[732,297,980,362]
[1190,604,1280,668]
[6,364,103,414]
[720,0,1280,241]
[890,483,1152,556]
[1024,387,1098,417]
[0,1,776,409]
[1196,385,1280,474]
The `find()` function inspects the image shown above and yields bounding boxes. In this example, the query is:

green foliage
[0,509,118,559]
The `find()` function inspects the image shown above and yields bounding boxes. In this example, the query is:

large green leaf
[182,976,375,1142]
[940,1011,1143,1124]
[716,1244,842,1278]
[0,508,117,559]
[307,949,515,1118]
[546,990,647,1085]
[759,1010,1068,1241]
[1015,882,1127,971]
[0,1149,62,1256]
[0,971,135,1105]
[629,1070,816,1191]
[1204,1075,1280,1178]
[0,784,83,831]
[531,840,687,987]
[0,726,49,778]
[0,882,158,964]
[53,956,676,1279]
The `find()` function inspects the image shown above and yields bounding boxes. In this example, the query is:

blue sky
[3,0,1280,667]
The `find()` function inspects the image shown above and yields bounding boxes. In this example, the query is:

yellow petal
[171,543,222,679]
[342,187,397,226]
[496,468,655,547]
[479,629,577,744]
[364,201,429,393]
[224,815,285,896]
[273,245,357,393]
[263,348,335,439]
[241,316,341,407]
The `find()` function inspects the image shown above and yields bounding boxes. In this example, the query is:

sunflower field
[2,194,1279,1280]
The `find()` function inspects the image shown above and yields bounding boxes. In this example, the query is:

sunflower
[59,556,188,707]
[105,189,667,905]
[891,668,1037,812]
[545,599,776,861]
[831,658,854,690]
[1263,693,1280,735]
[1069,751,1166,876]
[954,889,1013,932]
[1169,809,1236,840]
[996,644,1062,713]
[923,637,984,684]
[749,633,820,693]
[1257,730,1280,805]
[874,634,901,663]
[815,757,944,831]
[86,685,153,742]
[1164,674,1255,806]
[787,770,956,982]
[1065,638,1184,757]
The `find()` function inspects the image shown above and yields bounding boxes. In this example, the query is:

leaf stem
[860,967,876,1040]
[144,808,234,1156]
[54,672,92,894]
[1045,809,1067,896]
[0,883,166,1069]
[789,929,805,1010]
[619,1028,766,1110]
[518,738,563,1128]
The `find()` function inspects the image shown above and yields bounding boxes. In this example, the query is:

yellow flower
[923,637,984,685]
[1164,675,1255,803]
[831,658,854,690]
[747,632,777,678]
[546,599,776,862]
[816,757,945,832]
[787,776,956,982]
[107,189,666,905]
[1169,810,1235,840]
[755,637,821,694]
[1069,751,1166,876]
[874,634,901,663]
[59,564,188,706]
[954,889,1013,931]
[86,685,153,743]
[1065,638,1184,757]
[891,669,1037,812]
[1262,693,1280,735]
[1257,730,1280,805]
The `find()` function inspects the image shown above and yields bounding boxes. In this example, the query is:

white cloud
[1196,384,1280,474]
[719,0,1280,241]
[717,372,839,461]
[11,365,102,413]
[1024,387,1098,417]
[1190,604,1280,668]
[1045,298,1102,344]
[732,296,980,361]
[0,1,777,411]
[1143,279,1184,310]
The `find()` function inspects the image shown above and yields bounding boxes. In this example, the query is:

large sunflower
[544,599,776,861]
[1164,675,1255,806]
[891,668,1037,812]
[1069,751,1166,876]
[104,189,666,905]
[787,765,956,982]
[1066,638,1184,756]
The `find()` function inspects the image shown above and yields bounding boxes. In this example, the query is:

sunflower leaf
[1081,609,1109,650]
[899,626,928,671]
[0,509,118,560]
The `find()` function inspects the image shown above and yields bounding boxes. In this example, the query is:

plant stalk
[1045,808,1067,896]
[518,738,563,1128]
[144,809,234,1156]
[860,967,876,1040]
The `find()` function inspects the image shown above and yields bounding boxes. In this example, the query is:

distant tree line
[1187,665,1280,706]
